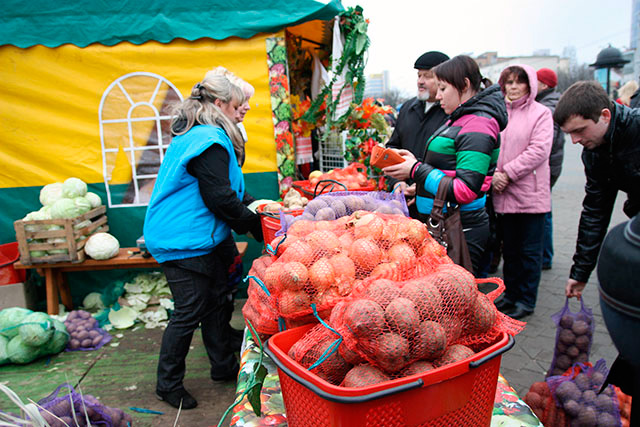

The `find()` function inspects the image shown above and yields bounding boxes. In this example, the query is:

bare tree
[379,88,410,108]
[557,64,594,92]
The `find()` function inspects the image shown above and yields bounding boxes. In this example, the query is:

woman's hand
[492,171,510,193]
[382,150,417,180]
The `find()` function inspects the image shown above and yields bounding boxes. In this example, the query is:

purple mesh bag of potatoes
[547,297,595,378]
[64,310,112,352]
[547,359,622,427]
[37,383,132,427]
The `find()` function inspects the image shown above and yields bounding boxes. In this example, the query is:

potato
[76,330,89,340]
[92,335,103,347]
[263,202,283,212]
[88,329,100,339]
[69,339,81,349]
[81,338,92,347]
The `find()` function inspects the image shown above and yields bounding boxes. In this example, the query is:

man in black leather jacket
[386,51,449,217]
[554,81,640,299]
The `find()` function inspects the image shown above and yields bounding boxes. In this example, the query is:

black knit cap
[414,51,450,70]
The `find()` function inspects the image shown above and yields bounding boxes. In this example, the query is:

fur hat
[536,68,558,88]
[414,51,450,70]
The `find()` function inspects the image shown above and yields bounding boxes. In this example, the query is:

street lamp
[590,45,630,97]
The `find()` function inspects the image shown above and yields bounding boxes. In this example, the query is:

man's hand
[382,149,417,180]
[392,181,407,194]
[492,171,510,193]
[566,279,587,299]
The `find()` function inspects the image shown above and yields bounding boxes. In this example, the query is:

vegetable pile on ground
[34,383,132,427]
[22,177,104,258]
[548,299,595,377]
[64,310,111,351]
[243,211,454,340]
[0,307,68,365]
[108,272,173,329]
[286,264,524,386]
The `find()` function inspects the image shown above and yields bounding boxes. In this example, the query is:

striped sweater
[412,84,508,214]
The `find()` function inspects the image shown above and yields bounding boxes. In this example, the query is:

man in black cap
[386,51,450,215]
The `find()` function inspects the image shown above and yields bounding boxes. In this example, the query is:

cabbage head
[73,197,92,215]
[84,232,120,260]
[46,237,69,254]
[50,198,81,219]
[7,335,41,364]
[62,177,87,198]
[23,209,51,232]
[85,192,102,208]
[18,312,54,347]
[39,182,65,206]
[83,292,105,311]
[29,250,48,257]
[0,307,33,338]
[0,335,9,365]
[40,318,69,355]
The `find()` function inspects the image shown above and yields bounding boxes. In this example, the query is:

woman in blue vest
[144,73,263,410]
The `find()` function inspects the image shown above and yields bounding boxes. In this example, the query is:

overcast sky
[341,0,633,95]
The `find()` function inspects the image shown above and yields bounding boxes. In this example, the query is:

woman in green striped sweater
[383,55,508,275]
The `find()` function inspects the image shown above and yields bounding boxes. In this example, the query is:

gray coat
[536,88,565,188]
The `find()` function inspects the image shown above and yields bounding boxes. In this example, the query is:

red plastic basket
[292,179,377,199]
[0,242,26,285]
[265,324,514,427]
[257,203,304,248]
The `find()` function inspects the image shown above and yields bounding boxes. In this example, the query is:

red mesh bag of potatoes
[547,359,622,427]
[547,297,595,378]
[317,264,525,378]
[247,212,455,338]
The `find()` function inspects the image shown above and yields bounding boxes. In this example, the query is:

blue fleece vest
[143,125,245,263]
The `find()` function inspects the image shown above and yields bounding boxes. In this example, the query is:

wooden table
[14,243,248,315]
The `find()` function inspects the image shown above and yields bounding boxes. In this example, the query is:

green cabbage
[73,197,92,215]
[83,292,105,310]
[50,198,81,219]
[23,210,51,232]
[0,307,33,338]
[85,192,102,208]
[46,237,69,255]
[7,335,41,364]
[62,177,87,198]
[18,312,54,346]
[84,232,120,260]
[39,182,64,206]
[0,335,9,365]
[40,319,69,355]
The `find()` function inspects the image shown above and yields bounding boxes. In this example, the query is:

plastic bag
[37,383,132,426]
[64,310,111,351]
[547,298,595,377]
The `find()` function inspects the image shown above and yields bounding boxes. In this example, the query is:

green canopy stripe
[0,0,344,48]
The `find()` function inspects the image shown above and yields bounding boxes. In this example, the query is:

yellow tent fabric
[0,34,279,189]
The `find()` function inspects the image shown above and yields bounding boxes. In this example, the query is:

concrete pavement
[497,137,625,397]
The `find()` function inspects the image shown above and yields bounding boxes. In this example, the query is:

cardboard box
[0,281,37,310]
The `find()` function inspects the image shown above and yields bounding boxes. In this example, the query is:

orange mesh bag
[249,212,454,336]
[242,255,280,340]
[321,264,526,378]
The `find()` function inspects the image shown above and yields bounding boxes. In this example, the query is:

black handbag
[427,176,474,273]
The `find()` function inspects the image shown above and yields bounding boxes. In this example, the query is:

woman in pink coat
[492,64,553,320]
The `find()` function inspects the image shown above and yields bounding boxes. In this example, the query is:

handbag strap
[431,176,453,222]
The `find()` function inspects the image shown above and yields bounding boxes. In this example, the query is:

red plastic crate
[257,203,304,248]
[265,324,514,427]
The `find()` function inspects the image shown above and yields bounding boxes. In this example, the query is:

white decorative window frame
[98,72,183,208]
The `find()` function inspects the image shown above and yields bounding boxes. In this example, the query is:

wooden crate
[13,205,108,265]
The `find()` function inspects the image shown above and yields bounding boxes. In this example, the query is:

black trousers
[156,238,239,393]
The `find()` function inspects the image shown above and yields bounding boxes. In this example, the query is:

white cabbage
[62,177,87,198]
[50,198,81,219]
[84,232,120,260]
[85,192,102,208]
[39,183,64,206]
[73,197,92,215]
[82,292,105,310]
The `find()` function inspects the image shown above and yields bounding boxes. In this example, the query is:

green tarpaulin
[0,0,343,48]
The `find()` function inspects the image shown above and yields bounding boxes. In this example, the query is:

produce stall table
[231,330,543,427]
[14,243,248,315]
